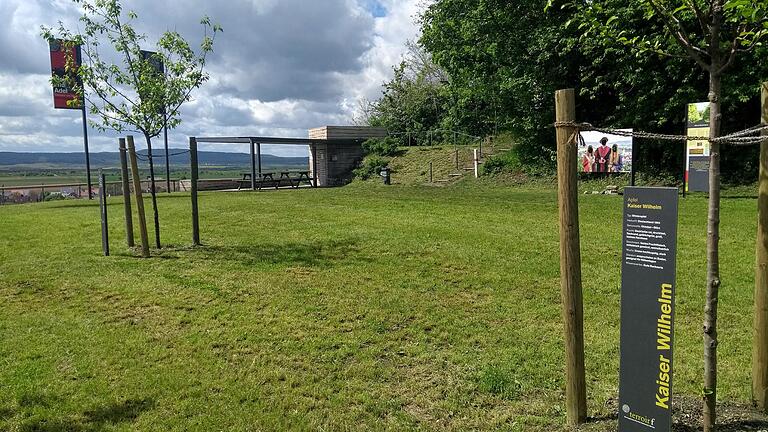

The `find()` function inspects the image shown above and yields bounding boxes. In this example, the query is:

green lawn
[0,183,763,431]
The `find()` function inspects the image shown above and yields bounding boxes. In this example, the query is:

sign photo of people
[578,130,633,174]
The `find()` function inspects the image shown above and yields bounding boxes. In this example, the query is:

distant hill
[0,150,309,169]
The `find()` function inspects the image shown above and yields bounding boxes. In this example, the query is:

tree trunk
[144,133,162,249]
[703,67,722,432]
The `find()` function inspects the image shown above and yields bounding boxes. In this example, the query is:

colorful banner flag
[49,39,82,110]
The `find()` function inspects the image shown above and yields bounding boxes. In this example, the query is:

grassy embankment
[0,178,765,431]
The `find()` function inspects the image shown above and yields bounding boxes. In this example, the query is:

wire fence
[388,128,483,147]
[0,179,184,206]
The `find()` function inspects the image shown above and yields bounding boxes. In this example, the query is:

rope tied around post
[553,121,768,146]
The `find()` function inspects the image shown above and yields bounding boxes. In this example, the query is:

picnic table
[237,171,315,190]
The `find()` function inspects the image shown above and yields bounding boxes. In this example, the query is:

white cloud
[0,0,423,157]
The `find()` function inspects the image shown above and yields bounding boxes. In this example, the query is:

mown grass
[0,182,762,431]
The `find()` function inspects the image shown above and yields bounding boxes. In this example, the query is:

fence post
[127,135,150,258]
[190,137,200,246]
[429,162,433,183]
[555,88,587,426]
[119,138,135,248]
[98,171,110,256]
[754,81,768,413]
[473,149,480,178]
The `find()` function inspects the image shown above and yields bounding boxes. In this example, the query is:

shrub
[481,149,523,175]
[362,137,401,157]
[354,156,389,180]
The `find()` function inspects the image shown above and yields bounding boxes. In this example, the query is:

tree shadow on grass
[19,398,155,432]
[191,238,371,268]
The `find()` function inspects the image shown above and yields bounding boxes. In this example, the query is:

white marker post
[473,148,480,178]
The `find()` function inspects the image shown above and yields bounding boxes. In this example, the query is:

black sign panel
[688,155,710,193]
[619,187,679,432]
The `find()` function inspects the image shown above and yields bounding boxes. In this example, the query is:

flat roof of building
[192,136,368,145]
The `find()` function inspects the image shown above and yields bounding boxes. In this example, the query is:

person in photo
[582,145,595,173]
[610,143,623,173]
[596,137,612,173]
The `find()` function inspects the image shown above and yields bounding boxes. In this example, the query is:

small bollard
[380,167,391,185]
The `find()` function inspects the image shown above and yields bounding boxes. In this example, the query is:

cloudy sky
[0,0,423,157]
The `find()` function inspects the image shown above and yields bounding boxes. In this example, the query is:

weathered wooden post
[127,135,150,258]
[473,149,480,178]
[98,171,110,256]
[190,137,200,246]
[754,82,768,413]
[555,88,587,426]
[118,138,135,248]
[429,162,433,183]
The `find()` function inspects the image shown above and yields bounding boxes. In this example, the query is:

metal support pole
[98,171,110,256]
[257,143,262,178]
[250,139,257,191]
[82,107,93,199]
[164,119,171,193]
[630,140,637,187]
[118,138,134,248]
[473,149,480,178]
[555,88,587,426]
[144,136,161,249]
[311,144,318,187]
[190,137,200,246]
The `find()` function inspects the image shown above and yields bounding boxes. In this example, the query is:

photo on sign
[687,102,710,128]
[578,130,633,174]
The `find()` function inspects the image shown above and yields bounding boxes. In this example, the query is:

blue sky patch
[363,0,387,17]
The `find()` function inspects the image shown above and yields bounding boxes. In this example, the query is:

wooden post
[118,138,135,248]
[429,162,433,183]
[473,149,480,178]
[754,82,768,413]
[249,139,257,191]
[98,171,110,256]
[127,136,150,258]
[190,137,200,246]
[555,88,587,426]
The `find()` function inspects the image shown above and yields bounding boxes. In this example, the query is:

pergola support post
[311,144,318,187]
[257,143,262,178]
[190,137,200,246]
[249,139,257,191]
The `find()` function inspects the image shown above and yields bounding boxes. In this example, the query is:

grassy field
[0,181,765,431]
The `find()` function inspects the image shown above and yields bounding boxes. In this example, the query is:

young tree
[564,0,768,429]
[42,0,221,249]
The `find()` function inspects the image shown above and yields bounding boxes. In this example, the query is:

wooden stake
[127,135,150,258]
[555,88,587,426]
[754,82,768,413]
[429,162,433,183]
[190,137,200,246]
[118,138,134,248]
